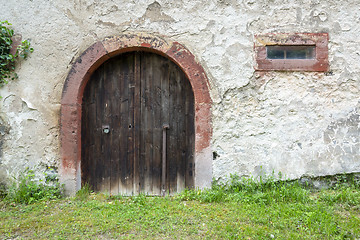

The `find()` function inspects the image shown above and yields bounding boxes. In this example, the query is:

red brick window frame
[254,33,329,71]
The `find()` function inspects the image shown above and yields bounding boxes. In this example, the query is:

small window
[254,33,328,71]
[266,45,315,59]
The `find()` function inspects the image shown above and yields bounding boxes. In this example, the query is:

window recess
[255,33,328,71]
[266,45,315,59]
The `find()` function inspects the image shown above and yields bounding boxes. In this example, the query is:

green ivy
[0,20,33,88]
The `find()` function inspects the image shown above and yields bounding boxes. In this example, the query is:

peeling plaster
[0,0,359,188]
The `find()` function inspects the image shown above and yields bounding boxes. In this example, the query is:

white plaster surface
[0,0,359,186]
[195,146,213,189]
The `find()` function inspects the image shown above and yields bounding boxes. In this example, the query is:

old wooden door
[81,51,195,195]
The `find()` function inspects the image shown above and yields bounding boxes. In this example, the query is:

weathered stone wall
[0,0,359,186]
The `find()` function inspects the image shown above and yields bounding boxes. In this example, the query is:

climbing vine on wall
[0,21,33,88]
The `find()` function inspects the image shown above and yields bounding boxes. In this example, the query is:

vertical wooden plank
[109,58,121,196]
[139,52,146,193]
[82,71,92,190]
[81,81,89,188]
[133,52,141,195]
[116,55,126,194]
[93,64,104,192]
[100,61,112,193]
[185,75,195,189]
[146,53,155,195]
[160,56,170,196]
[124,53,135,195]
[176,67,186,193]
[140,52,155,194]
[88,75,98,192]
[168,63,180,194]
[152,54,164,195]
[114,54,123,194]
[87,102,96,190]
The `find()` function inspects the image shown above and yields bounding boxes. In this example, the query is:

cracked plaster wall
[0,0,359,184]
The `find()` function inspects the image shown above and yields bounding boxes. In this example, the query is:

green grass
[1,177,359,239]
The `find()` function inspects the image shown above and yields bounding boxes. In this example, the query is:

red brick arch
[60,33,212,194]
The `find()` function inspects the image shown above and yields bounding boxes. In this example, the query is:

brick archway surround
[60,33,212,195]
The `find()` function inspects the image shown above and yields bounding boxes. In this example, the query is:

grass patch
[0,175,359,239]
[75,183,92,201]
[3,168,63,204]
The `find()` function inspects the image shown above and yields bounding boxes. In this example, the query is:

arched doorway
[82,51,194,195]
[60,33,212,195]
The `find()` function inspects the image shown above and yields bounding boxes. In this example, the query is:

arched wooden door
[81,51,195,195]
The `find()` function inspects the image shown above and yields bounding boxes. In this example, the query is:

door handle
[162,124,169,196]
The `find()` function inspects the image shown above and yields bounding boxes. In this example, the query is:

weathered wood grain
[81,52,194,195]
